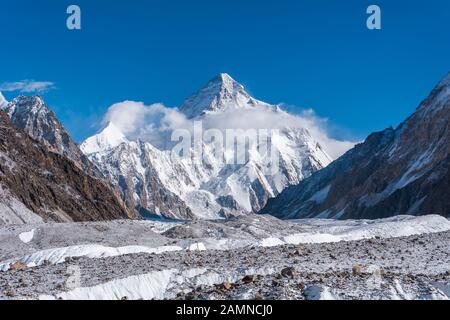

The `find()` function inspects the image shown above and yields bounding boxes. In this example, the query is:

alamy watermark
[66,265,81,290]
[66,5,381,31]
[367,5,382,30]
[66,5,81,30]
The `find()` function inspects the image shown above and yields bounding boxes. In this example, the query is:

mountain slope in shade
[261,73,450,219]
[1,96,99,176]
[0,110,137,225]
[82,74,335,219]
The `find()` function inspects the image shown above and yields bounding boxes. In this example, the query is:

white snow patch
[188,242,207,251]
[58,269,176,300]
[80,122,128,154]
[283,233,343,244]
[19,229,35,244]
[0,244,183,271]
[389,279,416,300]
[0,91,8,109]
[260,237,285,247]
[0,241,215,271]
[432,282,450,300]
[282,215,450,245]
[48,266,278,300]
[304,285,337,300]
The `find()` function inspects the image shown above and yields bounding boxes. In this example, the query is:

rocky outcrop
[0,110,137,223]
[262,73,450,219]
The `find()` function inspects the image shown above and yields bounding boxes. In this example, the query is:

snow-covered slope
[0,92,7,109]
[82,74,336,219]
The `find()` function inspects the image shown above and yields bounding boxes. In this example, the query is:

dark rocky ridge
[262,73,450,219]
[0,110,137,222]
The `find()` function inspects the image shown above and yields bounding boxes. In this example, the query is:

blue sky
[0,0,449,142]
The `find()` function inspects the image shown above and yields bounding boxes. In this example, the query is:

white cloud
[102,101,356,159]
[102,101,187,148]
[0,80,55,93]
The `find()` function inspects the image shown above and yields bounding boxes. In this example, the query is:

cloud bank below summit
[101,100,356,159]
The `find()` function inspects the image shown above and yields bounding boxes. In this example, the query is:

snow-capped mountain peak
[81,73,339,219]
[179,73,271,118]
[80,121,128,155]
[214,72,239,88]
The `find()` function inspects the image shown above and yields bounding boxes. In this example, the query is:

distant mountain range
[262,73,450,219]
[1,72,449,224]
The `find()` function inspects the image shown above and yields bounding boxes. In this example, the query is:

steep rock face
[1,96,100,176]
[262,73,450,219]
[0,110,136,224]
[82,74,335,219]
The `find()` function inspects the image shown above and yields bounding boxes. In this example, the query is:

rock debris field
[0,215,449,300]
